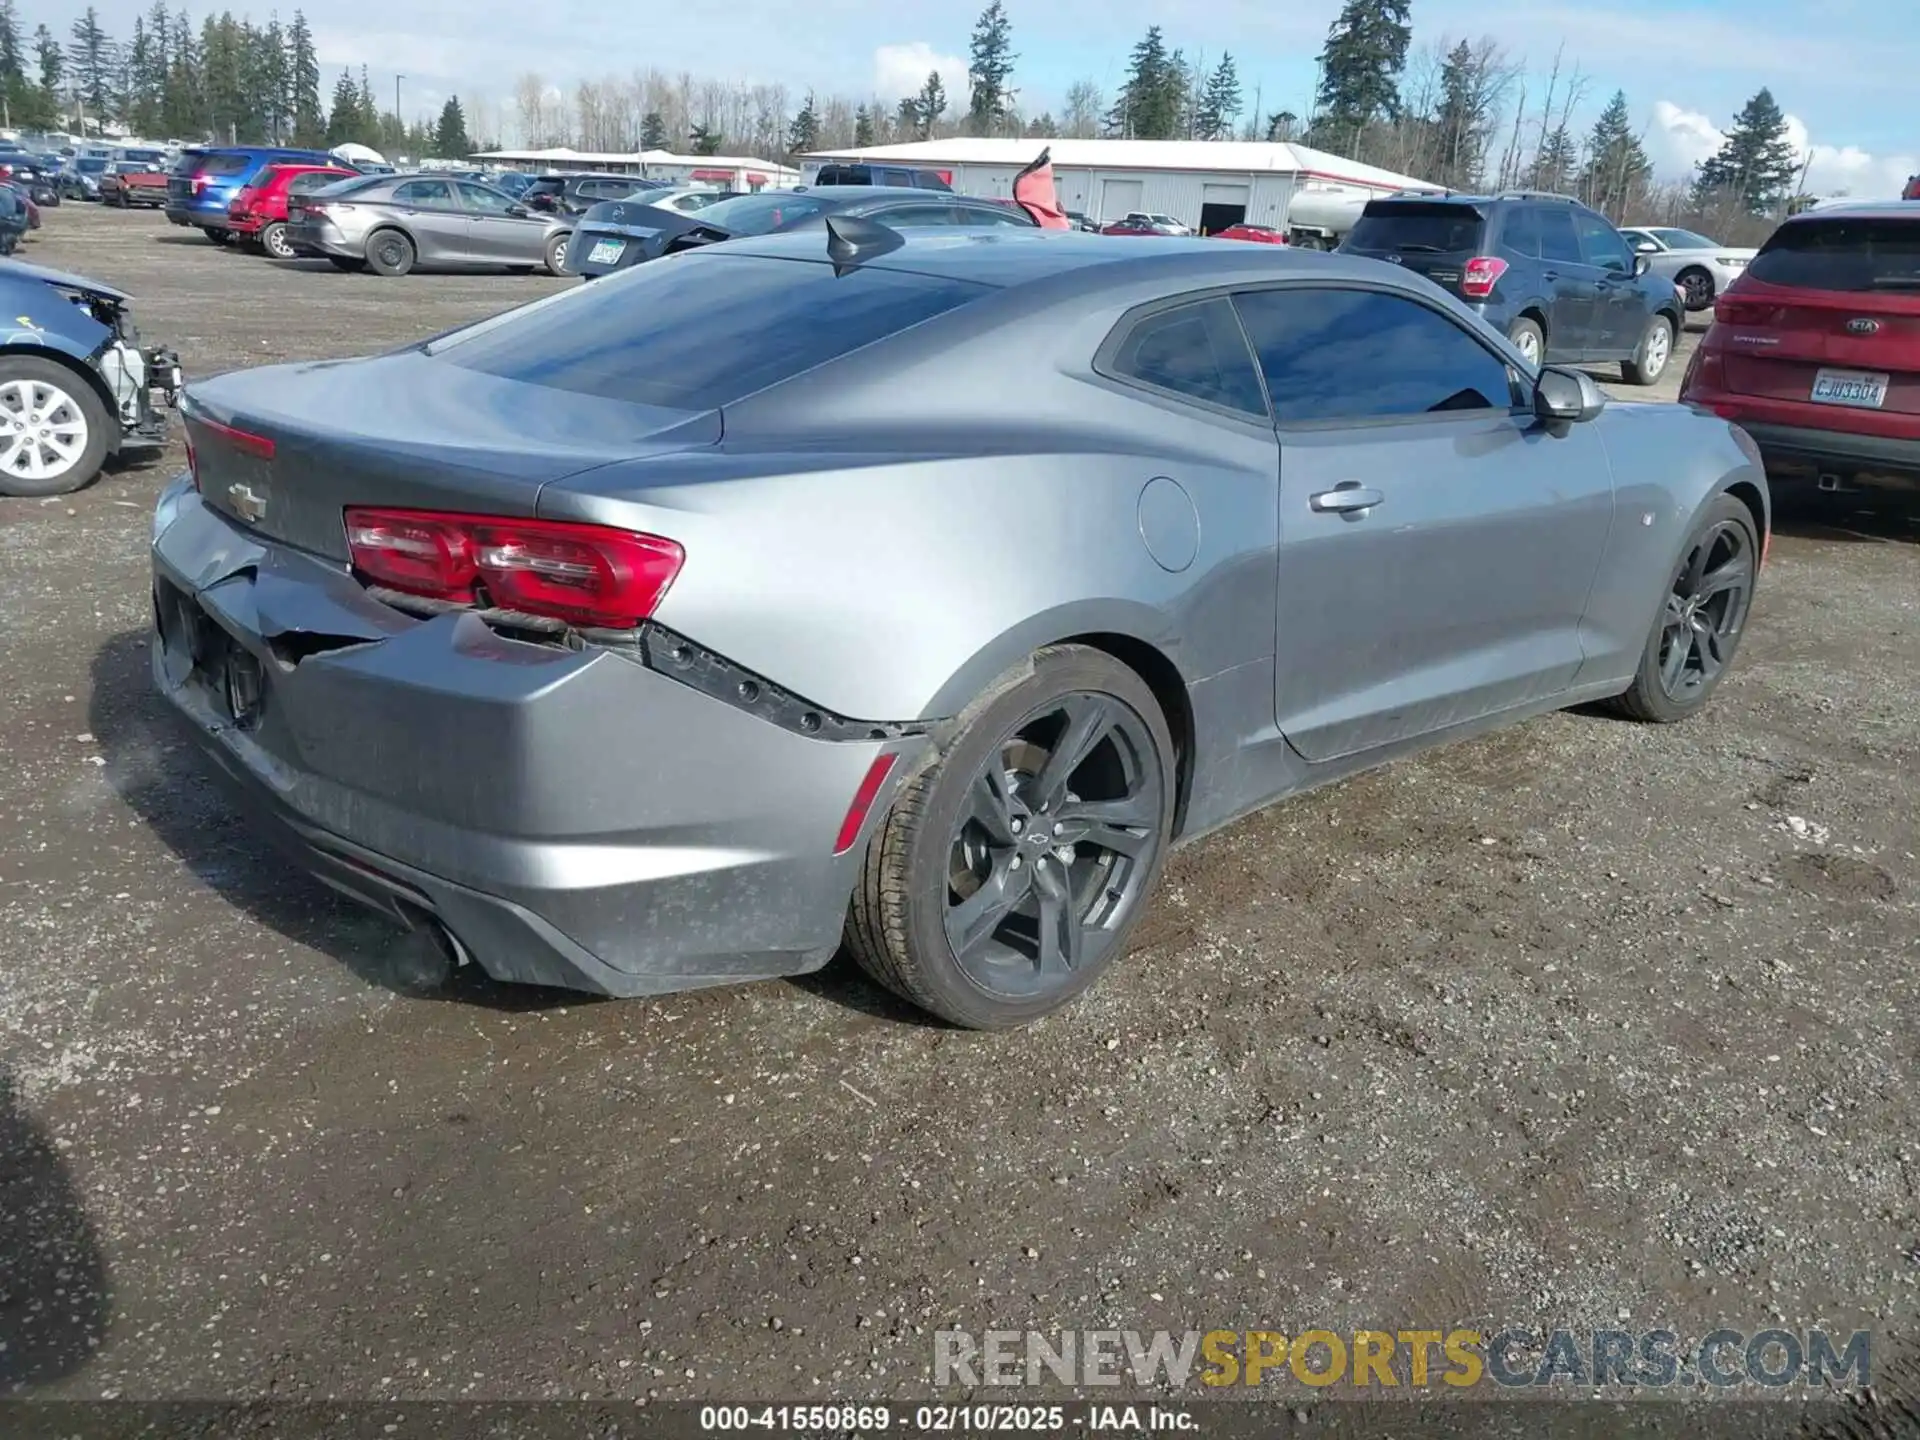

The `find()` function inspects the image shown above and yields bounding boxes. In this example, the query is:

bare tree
[1063,79,1103,140]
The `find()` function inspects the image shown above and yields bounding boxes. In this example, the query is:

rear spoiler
[1012,148,1070,230]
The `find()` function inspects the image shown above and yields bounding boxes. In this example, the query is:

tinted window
[1650,228,1715,249]
[1575,212,1633,272]
[1537,208,1583,264]
[1499,206,1541,259]
[393,179,454,205]
[523,178,564,197]
[871,203,962,227]
[691,192,833,234]
[1106,298,1267,417]
[287,170,348,196]
[459,182,522,214]
[1233,287,1515,425]
[1344,203,1486,254]
[427,253,989,409]
[955,202,1034,226]
[1747,218,1920,292]
[178,151,249,177]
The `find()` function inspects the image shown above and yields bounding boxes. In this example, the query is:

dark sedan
[568,185,1040,278]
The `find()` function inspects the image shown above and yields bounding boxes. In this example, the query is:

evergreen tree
[325,68,360,145]
[852,103,873,147]
[1430,40,1490,189]
[908,70,945,139]
[67,6,116,124]
[288,12,324,146]
[434,94,471,157]
[1530,123,1578,193]
[1195,52,1241,141]
[639,110,666,150]
[965,0,1015,136]
[1265,110,1299,141]
[1106,26,1182,139]
[688,121,722,155]
[1692,86,1798,216]
[257,17,289,142]
[1024,112,1057,139]
[786,89,817,157]
[1579,90,1652,219]
[1310,0,1412,149]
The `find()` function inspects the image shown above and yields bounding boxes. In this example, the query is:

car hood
[0,258,130,304]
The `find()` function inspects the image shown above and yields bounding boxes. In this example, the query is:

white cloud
[872,42,969,109]
[1647,99,1917,200]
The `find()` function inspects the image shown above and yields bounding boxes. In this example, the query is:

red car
[1680,203,1920,497]
[228,163,357,258]
[1213,222,1287,245]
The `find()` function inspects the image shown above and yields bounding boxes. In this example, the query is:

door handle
[1310,483,1384,514]
[1542,270,1560,281]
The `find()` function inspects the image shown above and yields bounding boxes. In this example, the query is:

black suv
[1340,192,1685,386]
[808,162,953,191]
[521,172,667,215]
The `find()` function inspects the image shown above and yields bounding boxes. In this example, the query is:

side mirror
[1634,239,1658,254]
[1633,254,1651,277]
[1534,365,1608,427]
[506,203,528,218]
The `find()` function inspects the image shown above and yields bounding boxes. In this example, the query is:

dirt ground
[1,206,1916,1419]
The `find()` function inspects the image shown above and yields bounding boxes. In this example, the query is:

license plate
[1809,368,1889,409]
[586,238,625,266]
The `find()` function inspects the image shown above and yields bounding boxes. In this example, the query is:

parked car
[1617,226,1756,311]
[1214,222,1288,245]
[227,163,358,257]
[1063,209,1099,233]
[59,155,111,200]
[0,257,181,495]
[101,161,170,208]
[807,161,954,191]
[3,158,62,207]
[166,146,341,241]
[568,185,1038,278]
[285,173,575,276]
[1102,214,1188,236]
[1680,203,1920,498]
[519,172,666,217]
[1341,192,1686,385]
[489,170,535,198]
[153,229,1766,1027]
[0,185,27,253]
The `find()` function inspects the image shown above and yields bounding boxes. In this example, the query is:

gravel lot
[2,206,1916,1420]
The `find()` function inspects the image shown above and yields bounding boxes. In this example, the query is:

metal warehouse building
[800,137,1441,239]
[473,146,799,190]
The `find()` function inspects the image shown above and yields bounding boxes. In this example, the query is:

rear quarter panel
[1576,402,1768,686]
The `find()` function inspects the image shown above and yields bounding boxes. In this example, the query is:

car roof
[714,226,1365,291]
[1781,202,1920,221]
[788,185,983,202]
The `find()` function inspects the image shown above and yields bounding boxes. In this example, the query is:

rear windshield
[426,252,990,409]
[178,151,250,177]
[689,192,834,235]
[522,177,565,195]
[1748,219,1920,292]
[1345,203,1486,254]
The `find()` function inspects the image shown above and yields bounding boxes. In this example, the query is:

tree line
[0,1,488,159]
[2,0,1812,235]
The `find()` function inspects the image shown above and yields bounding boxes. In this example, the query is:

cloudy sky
[75,0,1920,195]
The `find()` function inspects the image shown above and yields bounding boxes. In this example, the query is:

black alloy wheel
[1680,269,1714,309]
[1656,516,1754,701]
[943,691,1165,995]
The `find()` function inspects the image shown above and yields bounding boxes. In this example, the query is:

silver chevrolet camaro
[151,223,1769,1028]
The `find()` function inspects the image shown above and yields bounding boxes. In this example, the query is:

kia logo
[1845,318,1881,335]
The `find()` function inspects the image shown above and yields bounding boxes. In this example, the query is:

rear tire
[1622,315,1675,386]
[201,226,233,246]
[259,221,295,259]
[1677,267,1715,311]
[1607,495,1757,723]
[365,229,416,276]
[0,356,113,498]
[845,645,1175,1029]
[1507,317,1545,367]
[544,232,571,276]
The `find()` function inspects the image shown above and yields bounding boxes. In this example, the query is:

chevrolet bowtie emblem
[227,482,268,523]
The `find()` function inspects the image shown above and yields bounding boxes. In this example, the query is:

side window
[458,182,520,215]
[955,202,1032,226]
[1498,206,1541,260]
[879,168,910,187]
[286,172,338,196]
[1233,287,1517,425]
[393,179,453,206]
[1104,297,1268,418]
[1575,212,1633,273]
[1538,208,1584,265]
[877,204,965,227]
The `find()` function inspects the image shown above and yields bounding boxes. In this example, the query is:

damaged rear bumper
[148,479,908,997]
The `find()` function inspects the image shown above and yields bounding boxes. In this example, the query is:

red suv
[1680,204,1920,496]
[228,163,356,258]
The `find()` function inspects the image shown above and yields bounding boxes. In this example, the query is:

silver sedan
[285,175,574,277]
[1618,226,1759,312]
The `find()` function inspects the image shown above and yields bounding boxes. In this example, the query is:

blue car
[166,146,342,242]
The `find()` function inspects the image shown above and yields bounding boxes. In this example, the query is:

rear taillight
[184,431,199,491]
[191,174,209,194]
[343,508,684,630]
[1714,296,1770,326]
[183,412,275,460]
[1460,256,1508,299]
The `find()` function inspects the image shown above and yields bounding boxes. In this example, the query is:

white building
[800,137,1442,241]
[472,146,799,190]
